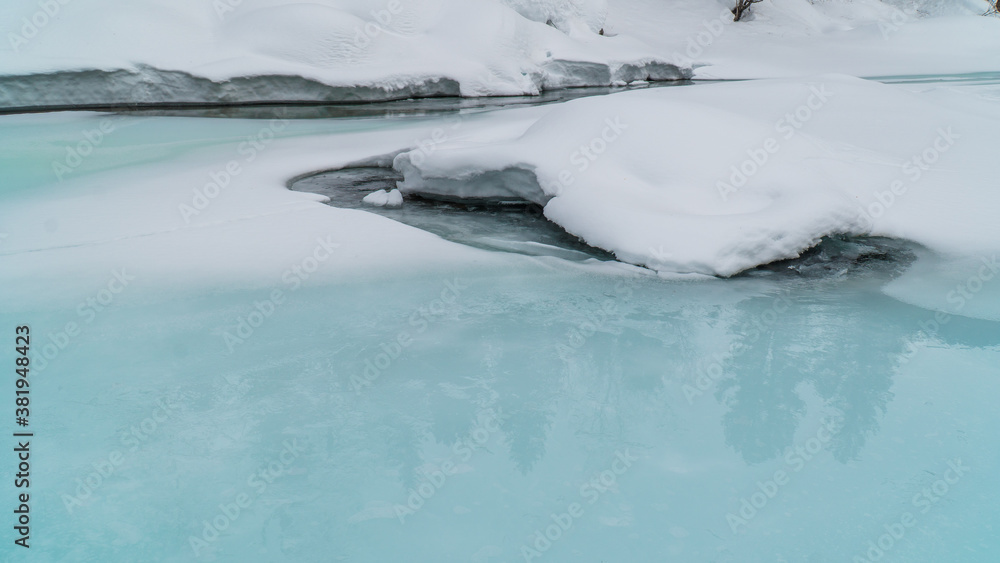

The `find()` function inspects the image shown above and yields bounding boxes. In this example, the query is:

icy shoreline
[3,0,998,110]
[0,61,688,112]
[393,75,1000,276]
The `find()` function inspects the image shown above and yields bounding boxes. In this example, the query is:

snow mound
[363,188,404,207]
[363,189,391,206]
[3,0,999,107]
[385,188,404,207]
[602,0,1000,79]
[881,0,992,18]
[0,0,686,109]
[395,75,1000,276]
[0,67,461,110]
[502,0,609,33]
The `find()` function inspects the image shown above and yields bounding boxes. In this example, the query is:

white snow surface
[363,189,392,206]
[363,188,404,207]
[385,188,404,207]
[0,113,523,308]
[2,0,999,106]
[0,106,655,311]
[502,0,609,33]
[604,0,1000,79]
[395,75,1000,276]
[0,0,682,106]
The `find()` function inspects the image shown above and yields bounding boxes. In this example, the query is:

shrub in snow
[500,0,608,33]
[732,0,764,21]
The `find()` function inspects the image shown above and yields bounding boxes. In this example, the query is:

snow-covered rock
[362,188,404,207]
[363,189,391,207]
[385,188,404,207]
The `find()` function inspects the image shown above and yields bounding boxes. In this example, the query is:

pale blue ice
[1,85,998,563]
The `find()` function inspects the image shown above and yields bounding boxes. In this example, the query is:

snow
[604,0,1000,79]
[394,75,1000,276]
[4,74,997,284]
[3,0,1000,108]
[0,0,685,108]
[363,188,404,207]
[363,189,391,206]
[4,3,1000,561]
[501,0,609,33]
[385,188,404,207]
[0,111,552,310]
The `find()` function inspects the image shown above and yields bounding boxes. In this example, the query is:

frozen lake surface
[1,76,998,562]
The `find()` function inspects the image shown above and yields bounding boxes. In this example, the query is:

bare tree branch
[732,0,764,22]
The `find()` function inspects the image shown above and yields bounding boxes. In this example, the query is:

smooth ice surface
[1,94,999,562]
[3,250,999,562]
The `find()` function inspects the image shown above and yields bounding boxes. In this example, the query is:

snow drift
[394,75,1000,276]
[3,0,1000,109]
[0,0,683,109]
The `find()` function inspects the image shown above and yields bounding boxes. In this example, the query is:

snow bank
[604,0,1000,79]
[395,75,1000,276]
[0,0,684,109]
[3,0,999,108]
[881,0,992,17]
[502,0,609,33]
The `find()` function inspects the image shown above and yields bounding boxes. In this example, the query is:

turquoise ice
[1,84,998,562]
